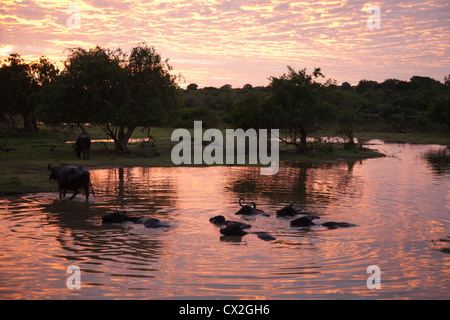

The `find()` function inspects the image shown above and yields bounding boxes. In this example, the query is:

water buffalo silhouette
[276,204,304,216]
[102,210,169,228]
[209,215,251,229]
[73,134,91,160]
[219,222,276,241]
[290,215,320,227]
[48,163,91,200]
[252,203,270,217]
[321,222,356,229]
[235,198,270,216]
[290,215,355,229]
[235,198,255,215]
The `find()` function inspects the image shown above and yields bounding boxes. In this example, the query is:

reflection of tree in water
[226,160,362,210]
[90,167,178,215]
[423,147,450,175]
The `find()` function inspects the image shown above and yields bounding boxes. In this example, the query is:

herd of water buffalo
[99,199,356,242]
[48,135,356,241]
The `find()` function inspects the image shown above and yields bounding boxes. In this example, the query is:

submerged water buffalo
[48,163,91,200]
[209,215,251,229]
[73,134,91,160]
[102,210,169,228]
[210,214,275,241]
[321,222,356,229]
[235,198,255,215]
[235,198,270,216]
[290,215,320,227]
[290,215,355,229]
[219,222,276,241]
[276,204,304,216]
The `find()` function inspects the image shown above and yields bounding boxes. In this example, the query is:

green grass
[0,126,175,195]
[0,125,392,196]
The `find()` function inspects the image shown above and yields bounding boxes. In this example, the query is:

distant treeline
[1,44,449,153]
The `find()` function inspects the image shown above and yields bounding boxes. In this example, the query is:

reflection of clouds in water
[0,141,449,299]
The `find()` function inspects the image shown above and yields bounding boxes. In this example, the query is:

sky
[0,0,449,88]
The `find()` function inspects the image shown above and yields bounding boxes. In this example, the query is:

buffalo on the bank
[73,134,91,160]
[48,163,91,200]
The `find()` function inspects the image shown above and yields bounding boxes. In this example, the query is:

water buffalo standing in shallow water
[73,134,91,160]
[48,163,91,200]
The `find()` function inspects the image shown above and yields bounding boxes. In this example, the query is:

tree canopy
[1,47,448,155]
[39,43,180,153]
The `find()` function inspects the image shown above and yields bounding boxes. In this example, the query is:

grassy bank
[355,131,450,146]
[0,125,394,196]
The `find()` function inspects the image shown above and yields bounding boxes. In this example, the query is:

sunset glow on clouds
[1,0,449,87]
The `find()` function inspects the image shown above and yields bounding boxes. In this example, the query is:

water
[0,140,449,299]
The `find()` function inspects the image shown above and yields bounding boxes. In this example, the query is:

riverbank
[355,131,450,146]
[3,126,446,196]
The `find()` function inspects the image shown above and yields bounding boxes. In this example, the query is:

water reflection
[226,161,359,211]
[423,146,450,175]
[90,167,178,213]
[0,141,449,299]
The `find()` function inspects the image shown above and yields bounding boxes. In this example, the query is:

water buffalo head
[48,163,57,181]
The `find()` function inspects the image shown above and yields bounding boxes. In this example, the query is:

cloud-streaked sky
[1,0,449,88]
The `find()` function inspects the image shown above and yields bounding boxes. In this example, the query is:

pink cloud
[1,0,448,86]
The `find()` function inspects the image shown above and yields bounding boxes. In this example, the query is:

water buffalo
[290,215,355,229]
[252,203,270,217]
[219,221,249,236]
[276,204,304,216]
[235,198,255,215]
[102,210,169,228]
[209,215,251,229]
[321,222,356,229]
[48,163,91,200]
[73,134,91,160]
[290,215,320,227]
[235,198,270,216]
[219,222,276,241]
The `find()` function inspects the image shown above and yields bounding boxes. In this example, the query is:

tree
[356,79,378,94]
[225,92,264,130]
[428,94,450,127]
[187,83,198,90]
[126,43,179,129]
[0,53,52,131]
[341,82,352,91]
[30,57,59,86]
[42,44,180,153]
[268,66,334,152]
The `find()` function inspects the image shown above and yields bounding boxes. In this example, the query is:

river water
[0,140,449,299]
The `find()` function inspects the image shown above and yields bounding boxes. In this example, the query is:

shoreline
[2,127,448,197]
[1,148,384,197]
